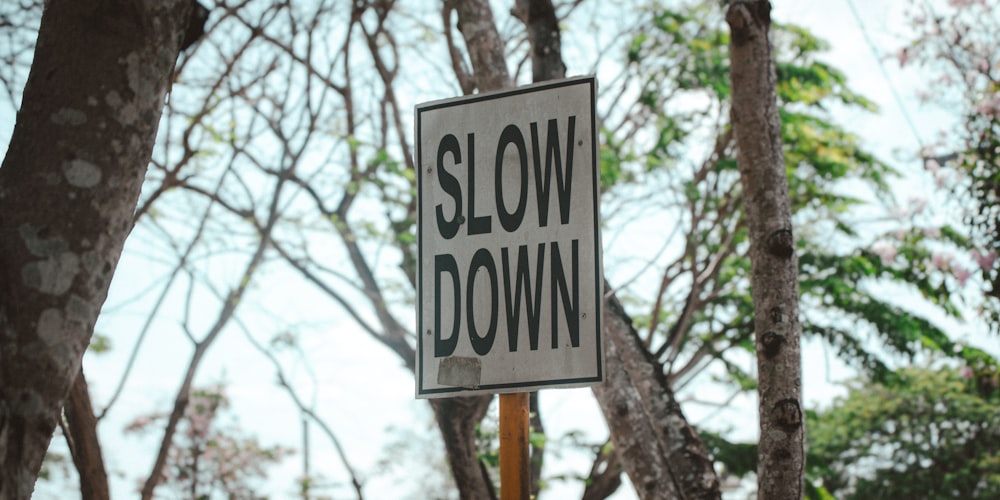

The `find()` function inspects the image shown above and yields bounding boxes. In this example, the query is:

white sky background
[3,0,990,499]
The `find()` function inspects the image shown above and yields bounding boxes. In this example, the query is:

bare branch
[240,323,365,499]
[64,370,109,500]
[581,440,622,500]
[141,148,292,500]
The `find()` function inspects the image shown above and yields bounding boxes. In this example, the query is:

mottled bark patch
[36,308,65,346]
[62,159,102,188]
[67,294,96,325]
[772,398,802,432]
[768,306,785,324]
[50,108,87,126]
[22,252,80,295]
[760,330,785,358]
[105,90,123,109]
[766,228,794,258]
[615,401,629,417]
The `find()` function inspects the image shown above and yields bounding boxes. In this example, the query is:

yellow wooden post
[499,392,530,500]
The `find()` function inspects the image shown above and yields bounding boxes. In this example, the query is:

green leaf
[89,333,112,354]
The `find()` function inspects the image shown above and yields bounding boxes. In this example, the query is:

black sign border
[415,75,603,398]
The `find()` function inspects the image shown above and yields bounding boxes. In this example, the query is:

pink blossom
[897,47,910,68]
[954,266,971,286]
[960,365,974,379]
[974,95,1000,118]
[932,252,953,270]
[909,197,927,215]
[924,158,941,173]
[935,73,954,86]
[951,0,989,7]
[872,241,898,265]
[973,249,998,270]
[125,416,154,433]
[935,169,951,188]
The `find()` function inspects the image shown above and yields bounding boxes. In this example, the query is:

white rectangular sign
[415,76,603,398]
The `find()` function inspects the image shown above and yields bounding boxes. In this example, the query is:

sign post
[415,76,602,498]
[499,392,530,499]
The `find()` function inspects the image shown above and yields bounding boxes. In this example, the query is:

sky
[4,1,988,499]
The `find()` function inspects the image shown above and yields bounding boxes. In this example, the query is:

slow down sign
[415,76,603,398]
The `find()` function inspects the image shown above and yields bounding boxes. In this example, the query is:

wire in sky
[844,0,925,149]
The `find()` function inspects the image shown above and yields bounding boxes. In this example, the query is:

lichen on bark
[0,1,201,497]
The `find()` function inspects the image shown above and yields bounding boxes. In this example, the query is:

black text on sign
[416,76,602,398]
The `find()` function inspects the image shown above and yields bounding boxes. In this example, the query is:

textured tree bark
[512,0,566,83]
[726,2,805,498]
[592,319,678,499]
[0,1,198,497]
[454,0,512,92]
[593,288,721,499]
[580,444,621,500]
[431,397,498,500]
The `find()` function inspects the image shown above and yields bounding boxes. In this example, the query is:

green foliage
[38,450,70,483]
[474,420,500,469]
[605,9,999,494]
[599,127,635,188]
[797,239,970,382]
[88,332,112,354]
[700,431,756,478]
[807,367,1000,499]
[603,1,977,399]
[704,365,1000,499]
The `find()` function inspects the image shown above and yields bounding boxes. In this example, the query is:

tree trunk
[0,1,199,497]
[431,397,497,500]
[513,0,566,83]
[726,2,805,498]
[593,288,720,499]
[454,0,511,92]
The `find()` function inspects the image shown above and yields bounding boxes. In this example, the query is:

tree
[727,1,803,497]
[125,385,291,498]
[808,365,1000,498]
[899,0,1000,327]
[609,1,988,497]
[0,1,204,497]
